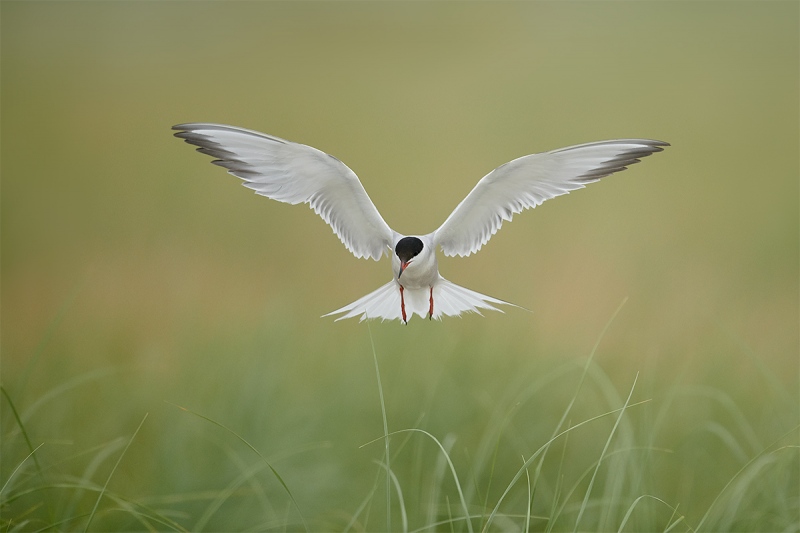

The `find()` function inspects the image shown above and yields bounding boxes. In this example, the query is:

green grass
[2,300,797,531]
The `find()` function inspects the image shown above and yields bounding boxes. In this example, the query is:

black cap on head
[395,237,424,263]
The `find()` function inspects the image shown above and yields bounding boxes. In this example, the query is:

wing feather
[173,123,394,260]
[431,139,669,257]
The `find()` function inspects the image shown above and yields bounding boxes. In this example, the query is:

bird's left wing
[173,123,394,260]
[431,139,668,257]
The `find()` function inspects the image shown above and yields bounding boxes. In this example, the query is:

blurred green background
[2,2,797,531]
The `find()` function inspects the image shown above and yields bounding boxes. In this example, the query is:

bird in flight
[173,123,668,323]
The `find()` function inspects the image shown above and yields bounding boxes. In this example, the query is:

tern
[173,123,667,323]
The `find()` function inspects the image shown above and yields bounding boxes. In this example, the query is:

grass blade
[168,403,309,532]
[0,442,45,498]
[381,460,408,533]
[481,398,650,531]
[1,386,44,479]
[363,428,475,533]
[573,373,639,532]
[695,432,800,532]
[84,412,148,532]
[616,495,685,533]
[366,319,392,532]
[523,455,532,533]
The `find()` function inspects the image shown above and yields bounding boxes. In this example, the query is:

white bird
[173,123,668,323]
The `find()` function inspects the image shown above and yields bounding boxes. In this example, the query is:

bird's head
[395,236,424,279]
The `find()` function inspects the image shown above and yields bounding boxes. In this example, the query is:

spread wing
[431,139,668,257]
[173,123,394,260]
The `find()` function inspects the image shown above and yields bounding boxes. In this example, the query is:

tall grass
[2,301,797,531]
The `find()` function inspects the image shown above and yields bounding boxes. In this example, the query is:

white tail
[323,277,517,323]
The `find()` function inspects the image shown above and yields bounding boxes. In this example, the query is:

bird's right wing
[431,139,668,257]
[173,123,394,261]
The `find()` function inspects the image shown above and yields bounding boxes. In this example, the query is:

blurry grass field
[2,2,798,531]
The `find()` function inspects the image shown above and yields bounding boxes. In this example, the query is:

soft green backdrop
[2,2,797,531]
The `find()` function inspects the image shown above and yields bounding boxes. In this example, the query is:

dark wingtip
[647,140,670,150]
[172,125,197,141]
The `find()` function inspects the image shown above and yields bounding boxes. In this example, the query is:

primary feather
[173,123,394,261]
[431,139,669,257]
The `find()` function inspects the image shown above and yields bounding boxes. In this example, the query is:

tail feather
[322,281,401,322]
[433,277,512,320]
[323,277,517,323]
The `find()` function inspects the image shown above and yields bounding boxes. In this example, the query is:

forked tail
[323,277,518,322]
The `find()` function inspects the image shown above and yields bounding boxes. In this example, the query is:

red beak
[398,261,410,278]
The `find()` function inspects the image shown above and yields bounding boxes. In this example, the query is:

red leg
[428,287,434,320]
[400,285,407,323]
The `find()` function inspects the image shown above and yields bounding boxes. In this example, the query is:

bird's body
[173,123,668,323]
